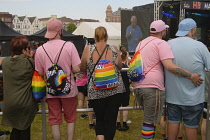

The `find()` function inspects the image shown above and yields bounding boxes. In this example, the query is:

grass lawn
[0,94,203,140]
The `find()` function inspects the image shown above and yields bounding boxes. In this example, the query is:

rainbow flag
[127,51,145,82]
[32,71,46,100]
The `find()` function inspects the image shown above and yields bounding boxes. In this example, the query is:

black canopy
[29,27,86,54]
[0,20,22,41]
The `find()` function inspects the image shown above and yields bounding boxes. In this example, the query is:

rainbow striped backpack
[92,45,119,90]
[127,51,145,82]
[127,38,158,82]
[42,42,71,96]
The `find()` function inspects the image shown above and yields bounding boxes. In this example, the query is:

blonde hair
[94,26,108,42]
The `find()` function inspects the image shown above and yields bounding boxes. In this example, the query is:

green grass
[0,95,203,140]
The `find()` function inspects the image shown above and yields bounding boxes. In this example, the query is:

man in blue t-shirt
[126,16,142,53]
[165,18,210,140]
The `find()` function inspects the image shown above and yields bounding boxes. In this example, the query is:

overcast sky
[0,0,154,21]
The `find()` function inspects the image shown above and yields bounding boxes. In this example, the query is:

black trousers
[10,126,30,140]
[91,93,121,140]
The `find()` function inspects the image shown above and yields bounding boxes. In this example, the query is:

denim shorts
[167,102,204,128]
[134,88,165,123]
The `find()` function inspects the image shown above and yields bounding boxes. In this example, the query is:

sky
[0,0,154,21]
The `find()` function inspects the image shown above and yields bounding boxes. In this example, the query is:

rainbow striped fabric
[94,59,119,90]
[32,71,46,100]
[127,51,145,82]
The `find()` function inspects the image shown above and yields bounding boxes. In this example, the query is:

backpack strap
[42,41,67,64]
[87,44,108,86]
[27,58,35,70]
[137,37,158,52]
[136,38,160,76]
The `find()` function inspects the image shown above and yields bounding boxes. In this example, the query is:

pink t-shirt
[76,72,87,86]
[133,36,174,90]
[35,40,81,98]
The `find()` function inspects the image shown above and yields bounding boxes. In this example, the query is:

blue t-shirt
[126,25,142,52]
[165,37,210,106]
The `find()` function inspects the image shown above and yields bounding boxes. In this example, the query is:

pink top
[76,72,87,86]
[133,36,174,90]
[35,40,81,98]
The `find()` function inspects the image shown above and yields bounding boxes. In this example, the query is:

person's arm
[80,45,90,72]
[34,48,45,77]
[126,27,134,40]
[113,46,122,70]
[70,43,82,73]
[0,58,3,65]
[72,65,80,73]
[162,59,203,87]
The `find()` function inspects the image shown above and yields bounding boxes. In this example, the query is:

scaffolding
[154,0,185,21]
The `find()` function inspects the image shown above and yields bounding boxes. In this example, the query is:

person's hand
[190,73,203,87]
[130,29,135,34]
[22,49,34,58]
[134,38,139,42]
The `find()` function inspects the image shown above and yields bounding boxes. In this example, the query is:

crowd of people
[0,17,210,140]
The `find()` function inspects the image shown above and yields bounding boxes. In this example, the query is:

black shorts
[119,86,130,107]
[78,86,87,96]
[203,102,207,119]
[88,100,93,108]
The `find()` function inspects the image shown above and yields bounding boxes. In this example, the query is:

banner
[181,1,210,10]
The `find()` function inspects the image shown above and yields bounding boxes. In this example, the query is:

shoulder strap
[144,61,161,76]
[56,41,67,64]
[137,37,158,52]
[88,45,108,85]
[27,58,35,70]
[137,38,160,76]
[42,41,67,64]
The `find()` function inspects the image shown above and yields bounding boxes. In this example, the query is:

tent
[29,27,86,54]
[0,20,24,56]
[73,22,121,46]
[0,20,23,41]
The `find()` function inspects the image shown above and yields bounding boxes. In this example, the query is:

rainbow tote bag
[32,71,46,100]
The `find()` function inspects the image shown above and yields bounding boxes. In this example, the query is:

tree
[66,23,77,33]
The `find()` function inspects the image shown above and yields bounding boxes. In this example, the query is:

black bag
[42,42,71,96]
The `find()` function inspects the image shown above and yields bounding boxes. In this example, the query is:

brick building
[105,5,121,22]
[0,12,12,28]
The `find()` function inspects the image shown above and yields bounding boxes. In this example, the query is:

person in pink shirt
[133,20,203,140]
[35,19,80,140]
[75,70,95,129]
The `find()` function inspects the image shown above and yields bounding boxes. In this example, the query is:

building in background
[0,12,12,28]
[57,16,78,30]
[38,15,57,30]
[106,5,121,22]
[1,12,99,35]
[28,17,42,34]
[13,15,42,35]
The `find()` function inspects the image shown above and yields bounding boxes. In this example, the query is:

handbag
[27,59,46,100]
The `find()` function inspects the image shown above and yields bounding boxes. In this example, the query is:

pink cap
[150,20,169,33]
[45,19,64,39]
